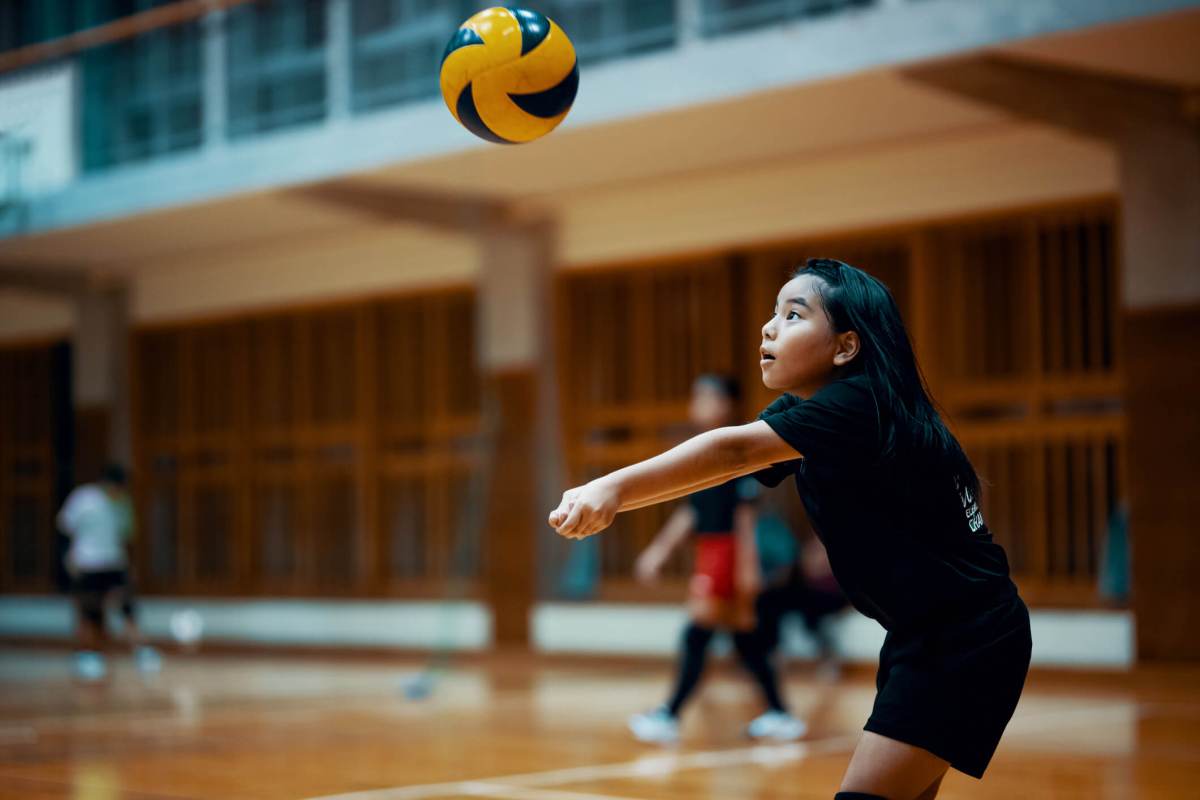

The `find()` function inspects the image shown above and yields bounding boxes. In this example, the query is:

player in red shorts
[628,375,805,744]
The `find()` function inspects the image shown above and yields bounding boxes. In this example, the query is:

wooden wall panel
[0,342,61,593]
[560,201,1123,608]
[131,289,485,598]
[48,198,1114,608]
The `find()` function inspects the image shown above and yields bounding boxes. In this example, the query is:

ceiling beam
[904,54,1198,142]
[290,179,542,234]
[0,263,101,297]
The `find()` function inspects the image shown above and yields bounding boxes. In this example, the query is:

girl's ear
[833,330,860,366]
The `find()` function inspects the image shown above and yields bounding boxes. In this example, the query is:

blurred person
[58,463,161,680]
[550,260,1030,799]
[756,534,849,679]
[627,375,806,744]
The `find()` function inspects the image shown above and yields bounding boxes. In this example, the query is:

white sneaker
[135,645,163,674]
[628,706,680,744]
[746,710,807,741]
[74,651,107,682]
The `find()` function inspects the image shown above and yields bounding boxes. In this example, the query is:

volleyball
[440,7,579,144]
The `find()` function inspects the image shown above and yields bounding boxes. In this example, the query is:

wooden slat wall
[560,201,1123,608]
[131,289,486,597]
[0,342,60,593]
[934,205,1121,607]
[4,201,1122,608]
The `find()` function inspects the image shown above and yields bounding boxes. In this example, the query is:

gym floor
[0,648,1196,799]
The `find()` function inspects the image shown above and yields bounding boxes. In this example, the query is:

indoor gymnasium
[1,1,1198,798]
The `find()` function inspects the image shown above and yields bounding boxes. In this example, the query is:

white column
[326,0,353,122]
[202,7,228,151]
[73,283,132,466]
[676,0,705,46]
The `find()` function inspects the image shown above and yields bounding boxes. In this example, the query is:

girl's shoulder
[806,374,879,419]
[760,392,801,417]
[759,375,877,423]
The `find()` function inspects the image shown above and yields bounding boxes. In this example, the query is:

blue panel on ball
[441,26,484,65]
[509,62,578,119]
[456,82,514,144]
[507,7,550,56]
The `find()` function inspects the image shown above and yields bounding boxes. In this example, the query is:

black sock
[732,630,786,713]
[666,623,714,716]
[833,794,888,800]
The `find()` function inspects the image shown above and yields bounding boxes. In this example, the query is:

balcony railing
[1,0,887,176]
[700,0,876,37]
[0,131,32,233]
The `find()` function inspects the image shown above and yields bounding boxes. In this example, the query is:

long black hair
[794,258,979,496]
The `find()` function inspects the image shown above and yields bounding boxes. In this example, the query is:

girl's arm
[550,420,800,539]
[634,505,696,583]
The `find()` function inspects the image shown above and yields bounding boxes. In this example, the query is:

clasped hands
[548,479,621,540]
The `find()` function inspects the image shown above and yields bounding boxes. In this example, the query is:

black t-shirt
[755,374,1015,633]
[688,477,756,535]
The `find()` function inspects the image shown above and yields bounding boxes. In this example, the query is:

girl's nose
[762,317,776,339]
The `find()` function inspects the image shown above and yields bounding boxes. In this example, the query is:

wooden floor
[0,647,1197,799]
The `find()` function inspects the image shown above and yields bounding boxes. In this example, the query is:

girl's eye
[786,311,800,321]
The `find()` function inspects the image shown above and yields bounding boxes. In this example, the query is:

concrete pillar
[290,181,569,649]
[72,283,131,476]
[1117,123,1200,661]
[1116,124,1200,308]
[477,219,564,648]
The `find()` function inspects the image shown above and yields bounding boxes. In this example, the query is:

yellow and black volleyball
[440,7,579,144]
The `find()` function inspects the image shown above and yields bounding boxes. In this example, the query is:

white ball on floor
[169,609,204,650]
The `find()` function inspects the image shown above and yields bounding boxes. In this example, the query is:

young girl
[628,375,806,744]
[550,259,1031,799]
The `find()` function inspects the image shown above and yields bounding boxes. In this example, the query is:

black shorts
[72,570,135,624]
[864,595,1032,779]
[73,569,130,595]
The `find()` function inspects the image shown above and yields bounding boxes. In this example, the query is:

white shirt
[58,485,133,572]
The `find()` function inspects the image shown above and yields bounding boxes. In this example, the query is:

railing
[80,21,204,170]
[699,0,875,37]
[0,0,893,175]
[350,1,471,112]
[0,131,32,232]
[226,0,328,138]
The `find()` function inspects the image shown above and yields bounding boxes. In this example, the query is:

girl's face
[689,381,734,430]
[760,274,858,397]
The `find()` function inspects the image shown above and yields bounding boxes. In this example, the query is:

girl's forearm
[619,469,747,512]
[602,427,747,512]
